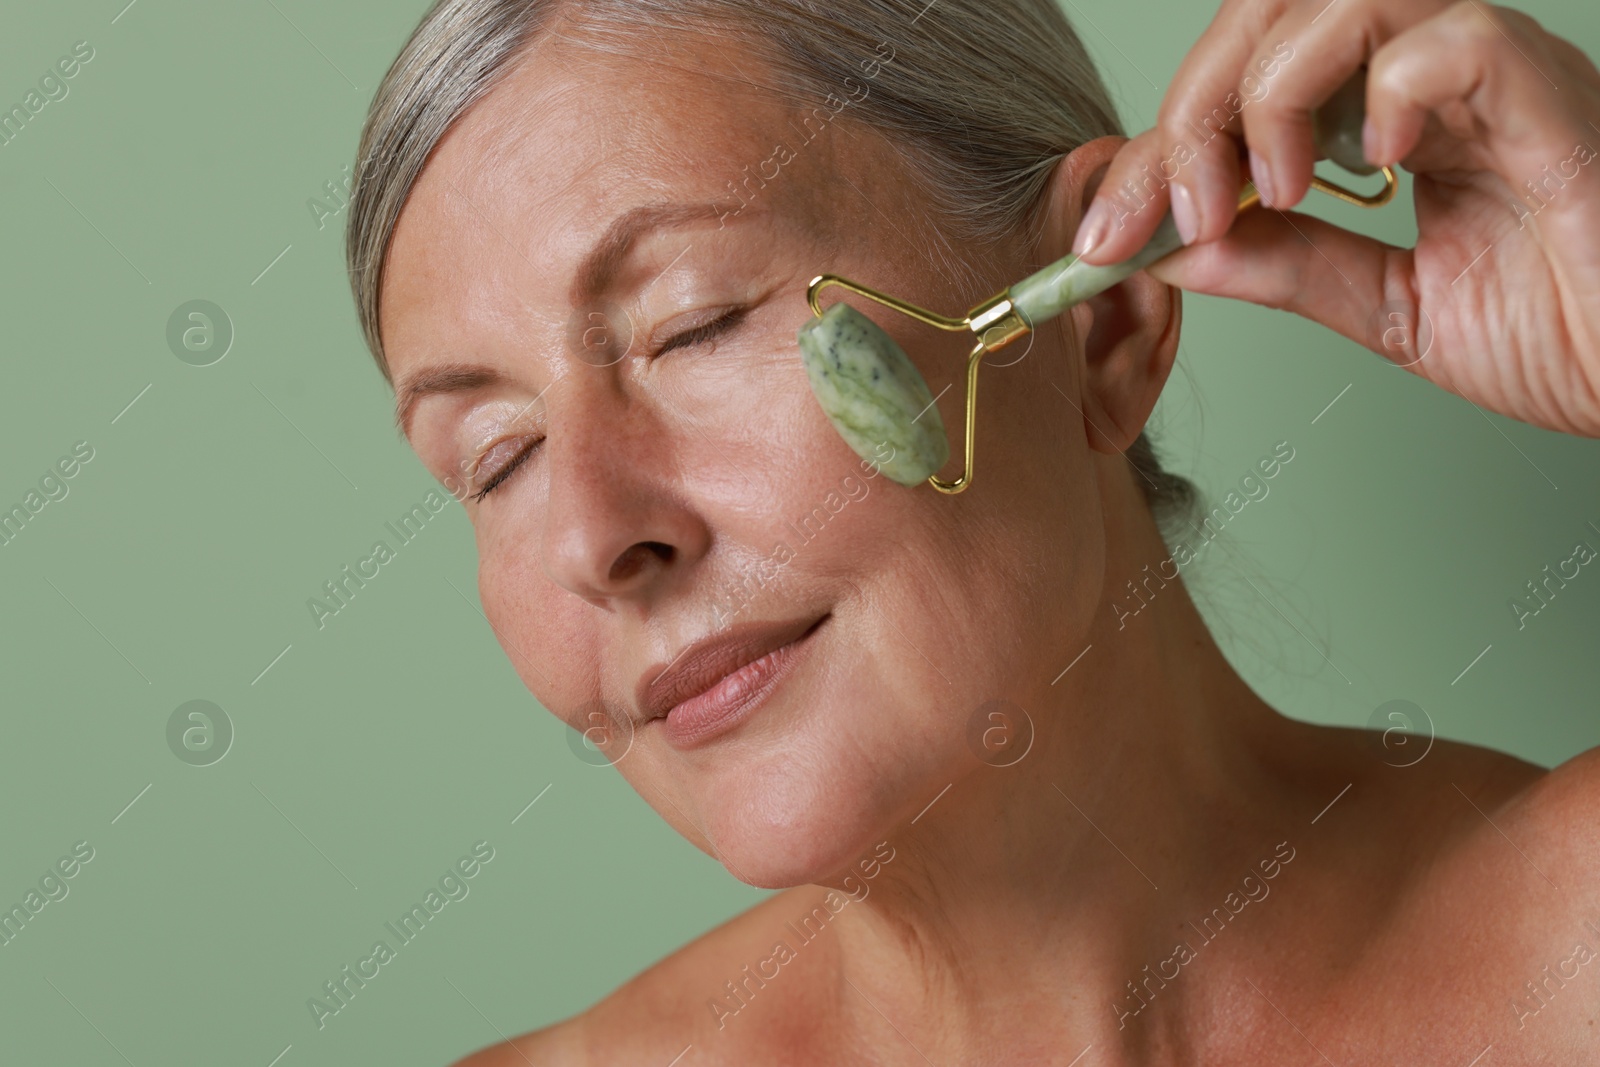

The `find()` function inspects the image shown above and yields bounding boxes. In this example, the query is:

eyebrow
[394,364,506,436]
[393,200,731,436]
[569,200,729,303]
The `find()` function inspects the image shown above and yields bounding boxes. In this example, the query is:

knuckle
[1166,93,1245,152]
[1247,91,1289,121]
[1155,102,1193,141]
[1367,46,1412,96]
[1497,6,1545,36]
[1158,91,1216,139]
[1444,0,1508,50]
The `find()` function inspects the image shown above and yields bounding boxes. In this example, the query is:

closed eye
[471,439,540,502]
[471,307,747,503]
[654,307,748,357]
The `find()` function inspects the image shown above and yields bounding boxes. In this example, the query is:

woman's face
[381,26,1122,887]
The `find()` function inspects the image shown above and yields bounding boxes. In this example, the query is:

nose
[538,383,710,607]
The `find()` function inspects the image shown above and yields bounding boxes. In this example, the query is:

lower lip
[660,617,826,749]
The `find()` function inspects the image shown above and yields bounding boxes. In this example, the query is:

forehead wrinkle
[470,73,594,191]
[473,18,802,181]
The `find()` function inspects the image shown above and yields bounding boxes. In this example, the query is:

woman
[348,0,1600,1061]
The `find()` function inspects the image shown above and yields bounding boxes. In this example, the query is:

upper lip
[637,614,825,723]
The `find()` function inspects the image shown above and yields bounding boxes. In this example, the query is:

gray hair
[346,0,1197,534]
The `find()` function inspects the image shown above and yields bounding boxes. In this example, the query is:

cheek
[899,324,1102,652]
[665,337,822,446]
[679,468,1096,885]
[473,522,595,722]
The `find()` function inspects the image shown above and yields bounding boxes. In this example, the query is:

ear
[1037,136,1182,456]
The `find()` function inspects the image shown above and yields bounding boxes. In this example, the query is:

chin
[703,776,894,890]
[683,695,961,889]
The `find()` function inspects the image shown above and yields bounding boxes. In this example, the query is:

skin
[375,7,1600,1066]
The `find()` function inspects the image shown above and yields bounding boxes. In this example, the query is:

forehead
[376,24,873,376]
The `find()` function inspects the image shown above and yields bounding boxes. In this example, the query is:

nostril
[609,541,673,583]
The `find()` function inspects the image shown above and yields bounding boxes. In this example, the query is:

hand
[1073,0,1600,438]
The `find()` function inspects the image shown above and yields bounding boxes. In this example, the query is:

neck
[828,463,1314,1062]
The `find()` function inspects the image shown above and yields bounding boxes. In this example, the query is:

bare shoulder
[1498,742,1600,881]
[1527,742,1600,813]
[1310,723,1600,881]
[1394,736,1600,907]
[448,884,841,1066]
[1368,740,1600,1054]
[449,1015,586,1067]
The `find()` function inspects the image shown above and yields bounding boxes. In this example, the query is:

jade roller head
[796,69,1397,494]
[796,302,953,488]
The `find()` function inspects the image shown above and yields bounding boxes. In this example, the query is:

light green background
[1,1,1596,1063]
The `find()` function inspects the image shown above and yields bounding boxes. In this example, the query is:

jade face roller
[796,72,1397,493]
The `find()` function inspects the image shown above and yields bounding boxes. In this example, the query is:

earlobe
[1037,137,1182,457]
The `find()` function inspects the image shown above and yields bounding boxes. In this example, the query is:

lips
[637,614,827,744]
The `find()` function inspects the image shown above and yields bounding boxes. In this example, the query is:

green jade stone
[797,302,950,486]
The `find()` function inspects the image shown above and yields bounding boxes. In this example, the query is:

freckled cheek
[660,363,824,492]
[473,529,582,696]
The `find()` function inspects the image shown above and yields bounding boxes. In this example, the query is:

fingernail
[1073,198,1112,257]
[1249,150,1275,208]
[1170,182,1199,245]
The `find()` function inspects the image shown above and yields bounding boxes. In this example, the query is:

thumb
[1143,206,1406,354]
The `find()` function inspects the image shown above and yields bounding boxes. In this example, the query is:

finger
[1073,128,1177,264]
[1367,1,1600,181]
[1143,206,1407,355]
[1239,0,1450,209]
[1156,0,1284,243]
[1155,88,1248,247]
